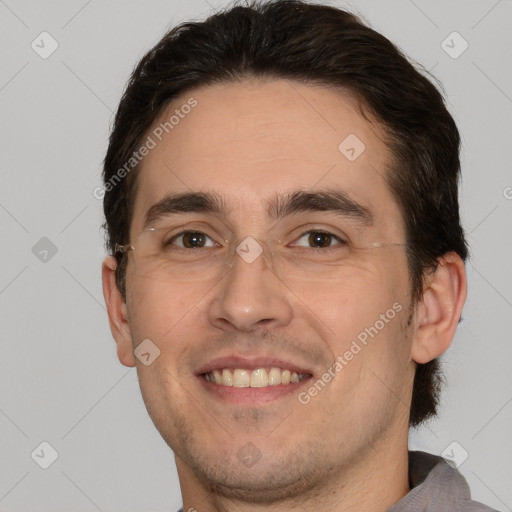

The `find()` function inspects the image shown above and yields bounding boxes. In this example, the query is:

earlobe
[411,252,467,364]
[102,256,136,367]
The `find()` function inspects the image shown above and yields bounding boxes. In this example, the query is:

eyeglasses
[115,224,406,284]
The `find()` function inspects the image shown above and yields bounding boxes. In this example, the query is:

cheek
[305,258,408,335]
[307,256,412,393]
[127,274,209,341]
[126,278,210,429]
[311,304,412,434]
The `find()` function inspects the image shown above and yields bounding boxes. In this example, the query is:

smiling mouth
[202,367,311,388]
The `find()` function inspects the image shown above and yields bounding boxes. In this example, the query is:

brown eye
[181,232,207,248]
[308,232,334,248]
[169,231,216,249]
[292,231,345,249]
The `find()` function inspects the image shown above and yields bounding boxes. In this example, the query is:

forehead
[131,78,404,237]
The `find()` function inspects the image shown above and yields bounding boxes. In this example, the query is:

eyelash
[167,230,347,251]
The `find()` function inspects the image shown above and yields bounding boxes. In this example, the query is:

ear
[411,252,467,364]
[102,256,136,367]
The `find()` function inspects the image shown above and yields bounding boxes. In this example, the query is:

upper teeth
[204,367,308,387]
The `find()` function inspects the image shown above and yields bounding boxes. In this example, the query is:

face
[116,79,417,501]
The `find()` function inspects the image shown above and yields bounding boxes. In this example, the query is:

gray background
[0,0,511,510]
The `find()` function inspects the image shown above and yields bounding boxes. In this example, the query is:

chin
[190,456,322,504]
[174,428,333,504]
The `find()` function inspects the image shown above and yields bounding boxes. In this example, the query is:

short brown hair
[102,0,468,427]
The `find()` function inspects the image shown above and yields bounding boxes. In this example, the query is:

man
[101,1,497,510]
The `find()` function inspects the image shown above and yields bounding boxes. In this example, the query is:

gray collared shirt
[388,451,499,511]
[177,451,499,511]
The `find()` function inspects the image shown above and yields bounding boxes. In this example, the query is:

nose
[207,238,293,332]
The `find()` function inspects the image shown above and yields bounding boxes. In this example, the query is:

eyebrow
[268,189,373,225]
[143,192,228,229]
[142,189,373,229]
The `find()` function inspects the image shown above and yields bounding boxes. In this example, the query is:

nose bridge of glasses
[227,235,278,271]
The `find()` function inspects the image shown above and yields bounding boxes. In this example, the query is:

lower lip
[197,375,312,405]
